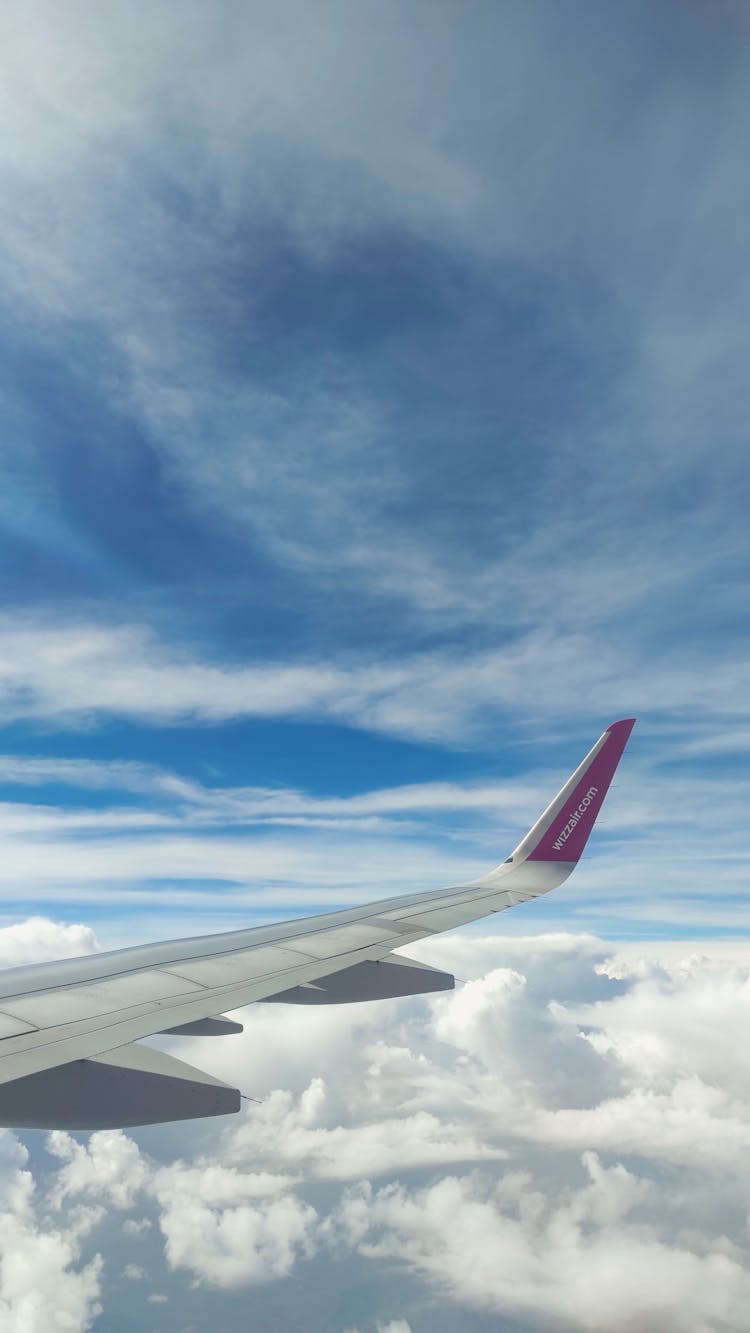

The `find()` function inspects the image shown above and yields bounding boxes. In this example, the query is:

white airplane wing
[0,719,635,1129]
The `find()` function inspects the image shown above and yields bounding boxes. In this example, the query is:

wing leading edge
[0,719,635,1128]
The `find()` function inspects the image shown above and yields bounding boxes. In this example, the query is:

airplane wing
[0,719,635,1129]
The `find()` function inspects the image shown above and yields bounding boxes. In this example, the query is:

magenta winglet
[527,718,636,863]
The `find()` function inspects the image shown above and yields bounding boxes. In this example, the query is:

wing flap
[265,953,454,1004]
[0,1041,240,1130]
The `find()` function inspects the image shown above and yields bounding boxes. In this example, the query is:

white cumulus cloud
[3,926,750,1329]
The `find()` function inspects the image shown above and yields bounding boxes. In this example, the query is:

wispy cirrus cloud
[0,615,749,746]
[0,732,747,943]
[0,1,747,661]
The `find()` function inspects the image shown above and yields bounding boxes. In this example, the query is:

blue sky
[3,6,750,1332]
[0,0,748,950]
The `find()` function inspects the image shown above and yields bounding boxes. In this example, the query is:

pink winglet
[527,718,636,863]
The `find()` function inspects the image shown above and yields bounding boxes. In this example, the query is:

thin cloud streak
[0,1,747,658]
[0,617,749,746]
[0,730,747,939]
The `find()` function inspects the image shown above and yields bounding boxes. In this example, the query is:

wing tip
[521,717,636,865]
[607,717,637,733]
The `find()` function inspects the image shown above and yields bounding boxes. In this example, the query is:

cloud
[0,749,538,823]
[157,1189,318,1289]
[345,1323,413,1333]
[0,754,183,797]
[47,1130,150,1212]
[0,918,99,969]
[337,1162,750,1332]
[0,7,746,951]
[0,617,612,738]
[0,1132,102,1333]
[219,1080,508,1182]
[0,1,747,680]
[1,617,750,753]
[3,926,750,1327]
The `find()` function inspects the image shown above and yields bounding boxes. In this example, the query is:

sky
[0,1,749,1329]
